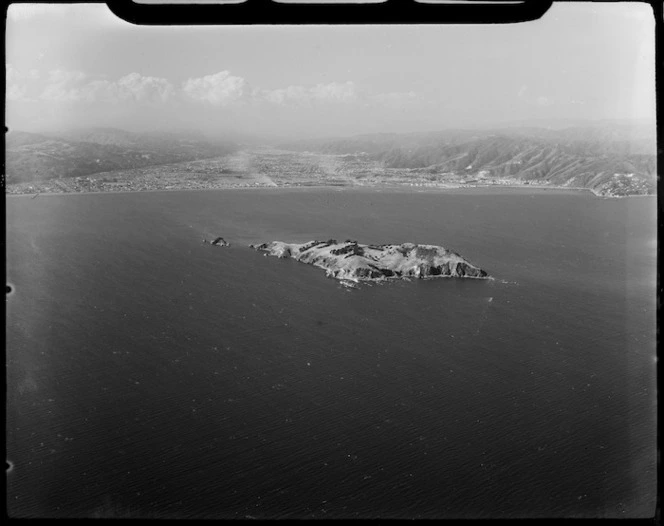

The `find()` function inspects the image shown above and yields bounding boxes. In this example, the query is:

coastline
[4,182,654,199]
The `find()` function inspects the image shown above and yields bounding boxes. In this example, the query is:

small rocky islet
[249,239,490,282]
[203,237,230,246]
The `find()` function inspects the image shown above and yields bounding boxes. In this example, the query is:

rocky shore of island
[204,237,230,246]
[250,239,490,282]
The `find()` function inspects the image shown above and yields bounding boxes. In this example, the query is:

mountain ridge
[5,128,239,185]
[276,124,656,196]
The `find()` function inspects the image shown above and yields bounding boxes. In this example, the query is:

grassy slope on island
[251,240,489,281]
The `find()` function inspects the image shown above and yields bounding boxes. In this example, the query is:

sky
[5,2,656,139]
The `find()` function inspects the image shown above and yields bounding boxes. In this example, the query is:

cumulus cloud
[258,81,358,106]
[309,81,358,103]
[115,73,175,103]
[6,64,41,101]
[15,66,420,110]
[11,66,424,135]
[39,71,175,104]
[181,72,363,107]
[182,70,250,106]
[6,65,39,82]
[39,69,88,102]
[7,84,29,101]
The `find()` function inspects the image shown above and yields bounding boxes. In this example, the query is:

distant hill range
[5,123,657,197]
[5,127,238,184]
[278,122,657,196]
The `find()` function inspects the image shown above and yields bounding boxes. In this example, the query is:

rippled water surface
[6,188,657,518]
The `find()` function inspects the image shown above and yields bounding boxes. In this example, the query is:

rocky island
[250,239,490,282]
[206,237,230,246]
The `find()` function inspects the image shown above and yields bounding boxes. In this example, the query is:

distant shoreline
[5,182,654,199]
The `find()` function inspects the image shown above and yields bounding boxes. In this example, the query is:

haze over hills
[5,128,238,185]
[4,121,657,197]
[278,122,657,197]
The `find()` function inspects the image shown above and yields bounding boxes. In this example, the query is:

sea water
[6,187,657,518]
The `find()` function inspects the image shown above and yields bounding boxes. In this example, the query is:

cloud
[12,66,424,131]
[309,81,358,103]
[7,65,39,82]
[181,72,370,108]
[39,70,88,102]
[258,81,358,106]
[39,71,175,104]
[7,84,29,102]
[116,73,175,103]
[257,81,419,108]
[6,64,41,101]
[181,73,360,108]
[182,71,250,106]
[259,85,304,105]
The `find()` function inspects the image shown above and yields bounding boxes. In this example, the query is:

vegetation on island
[251,240,489,282]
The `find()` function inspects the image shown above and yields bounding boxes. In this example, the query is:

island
[204,237,230,246]
[250,239,490,282]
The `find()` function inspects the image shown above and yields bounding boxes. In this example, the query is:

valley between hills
[5,124,657,197]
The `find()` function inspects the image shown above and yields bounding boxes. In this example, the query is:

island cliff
[250,239,489,282]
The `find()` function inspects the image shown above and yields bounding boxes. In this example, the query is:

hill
[278,123,656,196]
[250,239,489,282]
[5,128,238,185]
